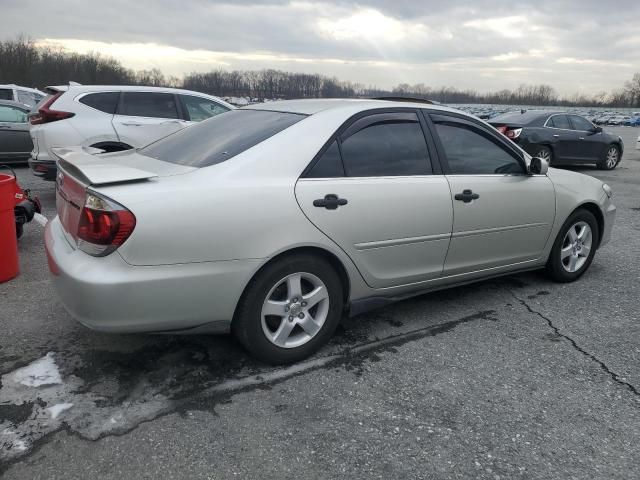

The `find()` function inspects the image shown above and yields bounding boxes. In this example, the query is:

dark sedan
[0,100,32,164]
[490,110,623,170]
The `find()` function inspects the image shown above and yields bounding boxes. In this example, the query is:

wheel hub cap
[260,272,330,349]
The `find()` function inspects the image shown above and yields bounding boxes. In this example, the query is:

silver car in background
[46,99,616,364]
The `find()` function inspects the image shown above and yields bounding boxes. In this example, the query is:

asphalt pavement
[1,127,639,479]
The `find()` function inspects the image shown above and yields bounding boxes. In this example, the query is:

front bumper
[28,157,57,180]
[45,216,262,333]
[600,195,616,248]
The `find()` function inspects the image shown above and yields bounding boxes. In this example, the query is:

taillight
[505,128,522,140]
[77,192,136,257]
[30,92,75,125]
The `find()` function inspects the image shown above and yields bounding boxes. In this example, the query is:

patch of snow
[1,429,28,452]
[13,352,63,387]
[47,403,74,419]
[33,212,48,227]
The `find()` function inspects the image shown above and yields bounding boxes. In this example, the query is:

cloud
[1,0,639,94]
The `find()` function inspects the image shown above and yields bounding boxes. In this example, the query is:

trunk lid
[53,146,195,246]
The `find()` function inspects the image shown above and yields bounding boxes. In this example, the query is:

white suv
[28,85,234,179]
[0,84,46,108]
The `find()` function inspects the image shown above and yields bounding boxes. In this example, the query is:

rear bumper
[45,216,262,334]
[28,157,57,180]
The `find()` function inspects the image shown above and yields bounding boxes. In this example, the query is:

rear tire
[597,145,620,170]
[546,209,599,283]
[233,254,344,365]
[534,146,553,165]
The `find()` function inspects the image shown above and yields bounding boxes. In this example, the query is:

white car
[28,85,234,179]
[46,99,616,364]
[0,84,46,108]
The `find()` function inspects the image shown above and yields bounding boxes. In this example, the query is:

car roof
[0,84,45,95]
[46,84,234,106]
[0,99,31,110]
[243,98,462,116]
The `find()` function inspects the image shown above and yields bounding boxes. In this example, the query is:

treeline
[1,37,640,107]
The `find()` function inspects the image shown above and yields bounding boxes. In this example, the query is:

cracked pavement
[1,127,639,479]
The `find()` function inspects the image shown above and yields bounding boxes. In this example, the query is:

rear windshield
[490,111,546,125]
[0,89,13,101]
[141,109,306,167]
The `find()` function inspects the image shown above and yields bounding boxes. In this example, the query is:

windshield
[141,109,306,167]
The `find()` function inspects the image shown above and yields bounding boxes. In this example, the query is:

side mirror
[529,157,549,175]
[593,126,603,134]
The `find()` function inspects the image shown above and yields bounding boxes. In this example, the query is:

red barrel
[0,173,19,282]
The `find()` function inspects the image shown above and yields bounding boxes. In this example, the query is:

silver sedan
[46,99,616,364]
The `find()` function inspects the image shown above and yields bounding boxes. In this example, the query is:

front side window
[0,105,27,123]
[80,92,120,114]
[118,92,178,119]
[570,115,595,131]
[548,115,571,130]
[141,109,305,167]
[180,95,229,122]
[434,122,524,175]
[339,113,431,177]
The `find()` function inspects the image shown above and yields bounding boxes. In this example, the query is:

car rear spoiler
[52,147,158,186]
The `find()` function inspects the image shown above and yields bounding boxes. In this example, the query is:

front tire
[546,209,599,283]
[233,254,344,364]
[598,145,620,170]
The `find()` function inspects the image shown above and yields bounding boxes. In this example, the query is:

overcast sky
[2,0,639,95]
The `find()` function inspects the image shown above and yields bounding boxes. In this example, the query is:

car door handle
[313,194,348,210]
[454,189,479,203]
[579,137,585,140]
[553,134,560,138]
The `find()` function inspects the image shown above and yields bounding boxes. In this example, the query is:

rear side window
[17,90,42,107]
[179,95,229,122]
[141,109,305,167]
[0,89,12,101]
[80,92,120,114]
[548,115,571,129]
[340,113,431,177]
[118,92,178,119]
[307,141,344,178]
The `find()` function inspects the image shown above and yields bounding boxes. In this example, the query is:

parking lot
[1,127,639,479]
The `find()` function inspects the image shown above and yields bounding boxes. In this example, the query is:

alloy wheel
[537,148,551,162]
[560,221,593,273]
[606,147,619,169]
[261,272,330,349]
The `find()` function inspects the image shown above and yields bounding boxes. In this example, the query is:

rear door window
[80,92,120,114]
[548,115,571,129]
[179,95,229,122]
[306,140,345,178]
[141,109,305,167]
[0,105,28,123]
[339,112,432,177]
[118,92,179,119]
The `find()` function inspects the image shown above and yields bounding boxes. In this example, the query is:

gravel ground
[1,127,639,479]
